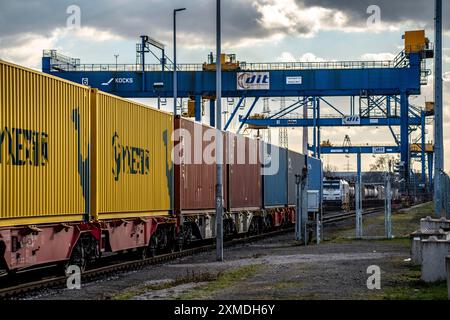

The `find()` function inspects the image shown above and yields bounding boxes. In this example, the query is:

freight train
[322,178,400,211]
[0,60,322,274]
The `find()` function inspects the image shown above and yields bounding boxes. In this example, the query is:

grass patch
[383,281,448,300]
[111,270,221,300]
[177,264,263,300]
[271,280,302,290]
[327,202,434,241]
[112,291,140,300]
[367,262,448,300]
[373,237,411,246]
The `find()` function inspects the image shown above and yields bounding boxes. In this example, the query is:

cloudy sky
[1,0,449,172]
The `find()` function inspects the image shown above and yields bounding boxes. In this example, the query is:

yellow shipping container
[91,90,173,220]
[0,60,90,227]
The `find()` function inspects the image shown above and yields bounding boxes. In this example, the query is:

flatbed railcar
[0,60,322,274]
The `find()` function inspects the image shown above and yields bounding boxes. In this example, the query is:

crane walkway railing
[47,58,409,72]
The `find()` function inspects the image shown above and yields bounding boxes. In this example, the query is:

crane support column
[428,152,434,187]
[434,0,444,217]
[312,97,317,157]
[195,95,202,122]
[209,99,215,127]
[302,97,308,154]
[400,91,410,190]
[317,97,321,159]
[386,96,391,117]
[421,111,426,188]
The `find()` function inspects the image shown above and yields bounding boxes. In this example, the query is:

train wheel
[174,240,183,252]
[58,240,86,276]
[137,247,148,260]
[62,234,98,274]
[0,242,7,276]
[167,235,176,254]
[148,234,158,257]
[250,217,262,235]
[69,240,87,273]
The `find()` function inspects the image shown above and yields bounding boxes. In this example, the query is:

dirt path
[29,202,447,300]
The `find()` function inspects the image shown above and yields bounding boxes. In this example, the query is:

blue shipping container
[263,144,288,207]
[307,156,323,192]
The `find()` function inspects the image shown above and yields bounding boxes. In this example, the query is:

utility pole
[434,0,444,217]
[173,7,186,117]
[215,0,224,262]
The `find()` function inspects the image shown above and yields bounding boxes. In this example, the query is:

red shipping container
[225,132,262,210]
[174,118,227,213]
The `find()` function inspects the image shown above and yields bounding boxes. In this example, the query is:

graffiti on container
[112,132,150,181]
[0,127,48,166]
[163,130,173,209]
[72,108,90,217]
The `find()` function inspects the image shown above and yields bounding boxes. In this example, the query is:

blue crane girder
[315,146,400,154]
[242,116,422,127]
[42,54,422,98]
[316,145,425,156]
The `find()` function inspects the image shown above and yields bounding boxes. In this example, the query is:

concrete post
[356,153,363,238]
[316,213,321,245]
[295,174,302,241]
[385,174,392,239]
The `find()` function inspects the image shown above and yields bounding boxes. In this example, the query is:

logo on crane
[237,72,270,90]
[102,77,134,86]
[342,116,361,125]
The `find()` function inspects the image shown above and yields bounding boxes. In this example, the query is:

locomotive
[323,178,400,211]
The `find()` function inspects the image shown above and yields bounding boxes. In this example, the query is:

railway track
[0,206,388,299]
[0,227,297,299]
[323,207,384,224]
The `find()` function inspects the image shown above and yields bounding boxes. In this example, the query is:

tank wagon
[0,60,322,274]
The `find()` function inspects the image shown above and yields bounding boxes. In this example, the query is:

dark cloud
[300,0,449,30]
[0,0,265,47]
[0,0,445,49]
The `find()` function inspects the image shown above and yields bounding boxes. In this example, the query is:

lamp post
[114,54,119,70]
[173,7,186,116]
[434,0,444,217]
